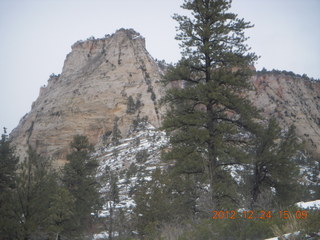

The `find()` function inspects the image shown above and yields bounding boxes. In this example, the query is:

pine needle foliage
[62,135,100,233]
[0,129,19,239]
[0,128,18,193]
[249,119,301,209]
[162,0,259,208]
[12,148,58,240]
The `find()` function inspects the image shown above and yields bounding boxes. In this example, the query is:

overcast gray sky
[1,0,319,133]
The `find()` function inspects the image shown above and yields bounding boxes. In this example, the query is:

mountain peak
[10,29,163,165]
[71,28,145,50]
[113,28,143,39]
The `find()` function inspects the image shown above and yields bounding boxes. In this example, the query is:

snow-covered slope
[91,120,320,239]
[92,122,168,239]
[296,199,320,210]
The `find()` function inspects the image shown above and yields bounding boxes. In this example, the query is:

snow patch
[296,199,320,209]
[264,231,300,240]
[93,231,119,240]
[93,122,168,223]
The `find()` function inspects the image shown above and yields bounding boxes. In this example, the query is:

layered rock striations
[10,29,165,165]
[249,72,320,157]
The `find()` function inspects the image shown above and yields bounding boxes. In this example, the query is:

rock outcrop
[249,72,320,157]
[10,29,320,165]
[10,29,165,165]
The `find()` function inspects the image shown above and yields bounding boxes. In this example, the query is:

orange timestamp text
[212,210,308,220]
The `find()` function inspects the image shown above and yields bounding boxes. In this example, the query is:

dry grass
[271,213,302,240]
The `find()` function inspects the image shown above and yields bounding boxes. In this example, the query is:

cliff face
[10,29,320,165]
[10,29,165,165]
[249,73,320,157]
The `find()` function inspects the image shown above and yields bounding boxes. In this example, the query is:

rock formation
[10,29,165,165]
[10,29,320,165]
[249,72,320,157]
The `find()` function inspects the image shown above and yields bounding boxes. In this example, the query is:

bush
[126,96,136,114]
[126,163,138,179]
[135,150,149,163]
[126,96,142,114]
[177,217,283,240]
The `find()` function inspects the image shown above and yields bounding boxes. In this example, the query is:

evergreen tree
[0,128,19,239]
[0,132,76,240]
[249,119,301,209]
[134,168,196,238]
[105,172,119,240]
[100,167,134,239]
[12,148,57,240]
[111,118,122,145]
[308,158,320,199]
[126,96,136,114]
[45,186,75,240]
[0,127,18,193]
[62,135,100,233]
[162,0,258,208]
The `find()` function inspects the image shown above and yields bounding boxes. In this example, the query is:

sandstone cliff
[249,71,320,157]
[10,29,165,165]
[10,29,320,165]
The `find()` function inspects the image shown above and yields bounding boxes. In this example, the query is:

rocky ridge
[10,29,320,166]
[10,29,165,165]
[249,71,320,157]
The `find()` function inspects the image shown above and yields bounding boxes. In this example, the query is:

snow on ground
[296,199,320,209]
[224,164,245,184]
[94,122,168,220]
[92,122,320,239]
[93,231,119,240]
[264,200,320,240]
[96,122,167,174]
[264,232,300,240]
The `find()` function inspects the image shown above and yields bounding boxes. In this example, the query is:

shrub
[135,150,149,163]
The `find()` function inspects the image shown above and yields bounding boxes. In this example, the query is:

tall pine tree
[0,128,18,193]
[0,128,19,239]
[12,148,57,240]
[249,119,301,209]
[62,135,100,234]
[45,185,76,240]
[162,0,259,208]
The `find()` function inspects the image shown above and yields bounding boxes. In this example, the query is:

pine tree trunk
[108,202,113,240]
[251,164,261,208]
[207,104,220,208]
